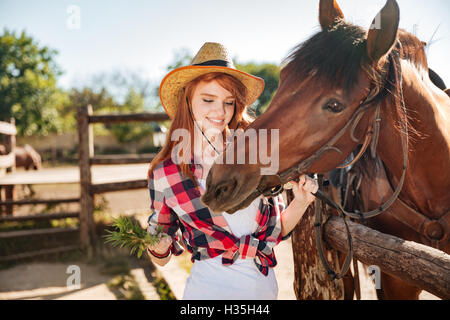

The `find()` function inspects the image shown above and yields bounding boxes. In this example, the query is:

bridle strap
[255,44,409,281]
[335,102,381,169]
[317,48,408,221]
[254,73,385,198]
[275,98,383,185]
[259,46,408,222]
[255,84,385,198]
[310,48,408,281]
[314,180,354,281]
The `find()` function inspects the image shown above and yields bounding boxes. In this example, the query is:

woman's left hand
[288,175,319,207]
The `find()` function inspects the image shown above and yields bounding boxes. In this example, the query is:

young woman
[146,42,318,300]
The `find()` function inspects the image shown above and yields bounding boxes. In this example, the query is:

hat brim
[159,65,265,119]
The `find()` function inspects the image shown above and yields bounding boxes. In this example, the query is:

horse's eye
[323,99,345,113]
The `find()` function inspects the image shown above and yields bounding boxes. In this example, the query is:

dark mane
[282,19,435,95]
[282,20,379,94]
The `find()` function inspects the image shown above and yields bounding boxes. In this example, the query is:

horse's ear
[366,0,400,63]
[319,0,344,30]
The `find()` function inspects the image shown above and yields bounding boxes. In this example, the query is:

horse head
[23,144,42,170]
[202,0,402,214]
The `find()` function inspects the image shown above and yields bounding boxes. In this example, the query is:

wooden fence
[3,108,448,299]
[0,119,80,261]
[288,187,450,300]
[0,107,169,262]
[0,118,17,215]
[77,105,169,251]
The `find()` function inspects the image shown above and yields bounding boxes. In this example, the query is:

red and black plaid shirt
[147,157,290,276]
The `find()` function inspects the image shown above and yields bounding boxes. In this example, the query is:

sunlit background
[0,1,447,301]
[1,0,448,99]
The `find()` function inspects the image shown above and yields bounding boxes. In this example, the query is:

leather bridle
[251,43,409,280]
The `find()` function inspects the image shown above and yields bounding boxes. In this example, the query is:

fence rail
[89,112,169,124]
[0,107,167,262]
[90,153,156,165]
[0,118,16,216]
[324,216,450,299]
[77,105,168,250]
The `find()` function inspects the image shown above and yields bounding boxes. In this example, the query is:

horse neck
[376,59,450,218]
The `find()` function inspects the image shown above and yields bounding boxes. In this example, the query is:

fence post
[290,183,346,299]
[77,105,95,254]
[4,118,16,215]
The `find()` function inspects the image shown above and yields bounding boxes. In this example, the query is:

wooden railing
[0,118,16,215]
[77,105,169,251]
[0,108,169,262]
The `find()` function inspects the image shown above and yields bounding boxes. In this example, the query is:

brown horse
[0,144,41,197]
[16,144,42,170]
[0,144,42,170]
[202,0,450,299]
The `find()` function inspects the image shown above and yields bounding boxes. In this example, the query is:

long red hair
[147,72,255,186]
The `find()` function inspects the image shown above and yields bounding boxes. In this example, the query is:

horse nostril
[215,186,226,198]
[214,179,236,200]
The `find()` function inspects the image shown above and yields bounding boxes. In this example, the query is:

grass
[151,277,176,300]
[99,253,145,300]
[106,274,145,300]
[96,237,176,300]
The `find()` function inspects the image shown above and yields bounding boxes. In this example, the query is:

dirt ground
[0,180,441,300]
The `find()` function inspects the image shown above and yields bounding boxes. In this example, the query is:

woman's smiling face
[190,80,235,134]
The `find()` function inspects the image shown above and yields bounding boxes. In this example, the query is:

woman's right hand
[147,232,173,255]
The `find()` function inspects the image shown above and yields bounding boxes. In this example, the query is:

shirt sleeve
[147,171,184,256]
[252,194,288,265]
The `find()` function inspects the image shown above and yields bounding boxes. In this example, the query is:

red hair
[147,72,254,186]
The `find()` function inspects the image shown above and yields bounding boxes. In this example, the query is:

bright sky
[1,0,449,90]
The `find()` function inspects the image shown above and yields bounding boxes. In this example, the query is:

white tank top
[181,178,278,300]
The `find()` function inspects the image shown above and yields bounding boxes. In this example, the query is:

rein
[254,45,409,280]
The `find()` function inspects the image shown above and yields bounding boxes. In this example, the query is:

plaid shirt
[147,157,290,276]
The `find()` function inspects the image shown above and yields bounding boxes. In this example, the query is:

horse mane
[396,29,429,72]
[282,20,379,95]
[282,20,431,95]
[284,19,426,141]
[283,20,430,180]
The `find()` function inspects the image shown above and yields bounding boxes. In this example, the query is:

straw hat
[159,42,265,119]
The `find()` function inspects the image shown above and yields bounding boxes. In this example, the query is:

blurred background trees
[236,62,280,116]
[0,28,67,136]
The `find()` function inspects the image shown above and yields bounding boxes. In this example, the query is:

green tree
[0,28,67,136]
[65,81,154,144]
[89,68,156,110]
[63,86,119,135]
[165,47,193,70]
[109,88,153,144]
[235,62,281,116]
